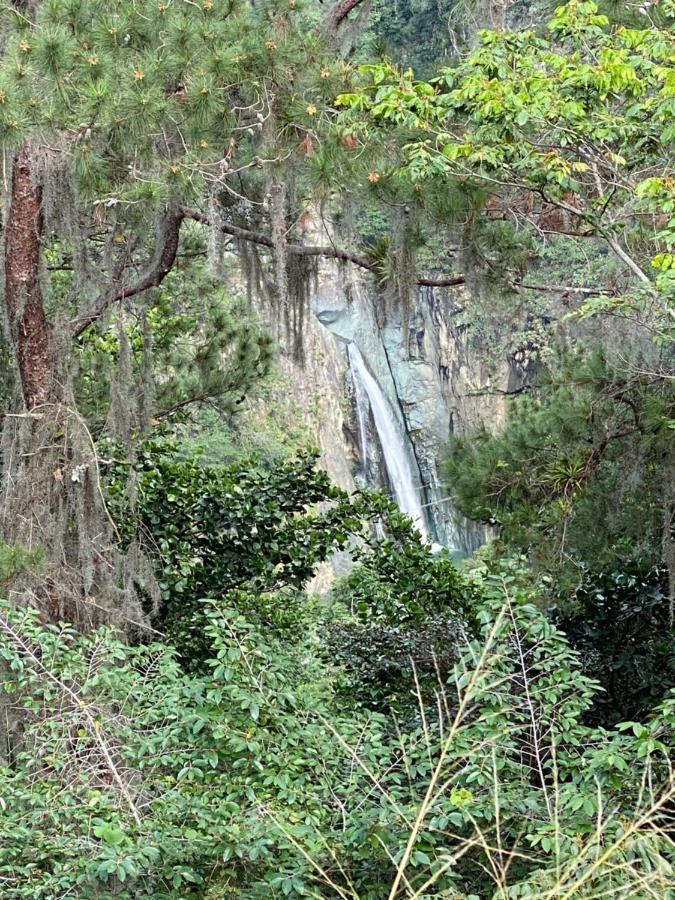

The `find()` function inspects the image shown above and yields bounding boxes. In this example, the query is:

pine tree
[0,0,339,625]
[0,0,466,626]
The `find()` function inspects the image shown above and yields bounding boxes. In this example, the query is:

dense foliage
[0,1,673,898]
[109,442,376,663]
[325,521,479,709]
[339,0,675,335]
[337,0,675,735]
[556,564,675,723]
[0,563,673,898]
[446,349,674,578]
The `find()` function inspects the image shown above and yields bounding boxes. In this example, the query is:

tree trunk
[4,145,52,410]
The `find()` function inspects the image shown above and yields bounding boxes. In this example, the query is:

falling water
[348,343,427,537]
[351,354,371,478]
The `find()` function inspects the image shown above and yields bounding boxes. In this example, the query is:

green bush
[555,565,675,725]
[0,561,673,898]
[0,600,385,898]
[445,348,675,590]
[324,522,479,711]
[108,443,371,666]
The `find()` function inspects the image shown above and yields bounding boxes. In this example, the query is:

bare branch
[71,210,184,338]
[70,203,466,340]
[182,206,373,267]
[181,207,466,287]
[418,274,466,288]
[514,282,616,297]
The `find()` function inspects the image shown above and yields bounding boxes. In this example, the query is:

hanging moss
[206,195,227,281]
[287,252,318,365]
[234,196,318,367]
[270,174,289,331]
[107,311,137,449]
[0,173,165,632]
[0,394,160,632]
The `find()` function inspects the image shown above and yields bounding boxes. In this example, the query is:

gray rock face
[269,253,508,555]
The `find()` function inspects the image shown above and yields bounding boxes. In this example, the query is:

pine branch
[467,386,531,397]
[181,207,466,288]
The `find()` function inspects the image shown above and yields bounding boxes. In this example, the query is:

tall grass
[288,585,675,899]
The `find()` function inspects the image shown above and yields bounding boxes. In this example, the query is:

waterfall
[348,343,427,537]
[351,353,371,479]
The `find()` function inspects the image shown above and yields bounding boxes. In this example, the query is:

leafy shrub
[555,565,675,725]
[108,443,373,665]
[302,562,675,898]
[325,613,464,711]
[325,521,479,710]
[331,519,478,626]
[1,563,673,898]
[445,348,675,589]
[0,601,386,898]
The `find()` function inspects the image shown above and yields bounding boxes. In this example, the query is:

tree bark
[325,0,368,32]
[4,145,51,409]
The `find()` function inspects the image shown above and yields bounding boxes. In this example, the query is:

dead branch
[71,210,185,338]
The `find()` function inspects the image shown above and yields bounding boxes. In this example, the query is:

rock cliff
[267,254,509,554]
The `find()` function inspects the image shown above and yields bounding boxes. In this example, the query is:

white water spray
[351,354,371,477]
[348,342,427,537]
